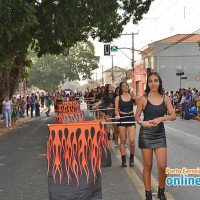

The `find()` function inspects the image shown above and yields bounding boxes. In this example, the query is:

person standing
[35,95,40,117]
[184,89,192,120]
[46,96,53,116]
[135,72,176,200]
[115,82,138,167]
[26,96,30,117]
[30,93,35,118]
[11,97,18,125]
[93,84,114,139]
[180,91,186,119]
[40,92,45,108]
[2,96,13,127]
[195,91,200,117]
[113,87,120,148]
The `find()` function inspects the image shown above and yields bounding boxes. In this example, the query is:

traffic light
[104,44,110,56]
[111,46,118,52]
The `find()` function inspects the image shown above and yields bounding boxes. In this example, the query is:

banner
[62,101,80,110]
[76,120,112,168]
[56,112,85,124]
[47,120,107,200]
[57,104,79,113]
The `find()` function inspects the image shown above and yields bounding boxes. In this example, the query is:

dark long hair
[114,87,120,98]
[119,82,130,95]
[145,72,164,96]
[103,84,112,106]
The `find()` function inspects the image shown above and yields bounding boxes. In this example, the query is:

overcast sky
[80,0,200,85]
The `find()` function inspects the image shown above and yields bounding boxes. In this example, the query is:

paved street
[0,108,199,200]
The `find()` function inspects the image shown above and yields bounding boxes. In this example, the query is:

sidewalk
[0,107,48,134]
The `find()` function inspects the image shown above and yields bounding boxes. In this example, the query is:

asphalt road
[0,107,199,200]
[134,117,200,200]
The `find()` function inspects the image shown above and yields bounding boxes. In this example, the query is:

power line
[152,28,200,56]
[156,0,180,19]
[155,0,194,30]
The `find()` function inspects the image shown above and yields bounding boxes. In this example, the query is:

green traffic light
[111,46,117,52]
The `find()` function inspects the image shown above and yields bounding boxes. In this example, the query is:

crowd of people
[0,90,84,127]
[1,73,199,200]
[167,88,200,119]
[83,73,176,200]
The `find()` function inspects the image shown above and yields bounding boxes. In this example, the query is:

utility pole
[132,32,134,73]
[111,55,114,83]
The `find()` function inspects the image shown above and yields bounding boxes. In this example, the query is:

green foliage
[28,41,99,92]
[0,0,154,99]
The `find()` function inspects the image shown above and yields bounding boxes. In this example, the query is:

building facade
[103,66,127,86]
[135,34,200,93]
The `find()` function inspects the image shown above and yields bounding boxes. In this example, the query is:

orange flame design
[57,104,79,113]
[56,112,85,124]
[47,120,106,187]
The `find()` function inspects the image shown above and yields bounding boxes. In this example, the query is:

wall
[153,42,200,91]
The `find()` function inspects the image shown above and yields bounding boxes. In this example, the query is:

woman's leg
[8,109,11,126]
[119,126,127,156]
[127,126,136,154]
[154,147,167,189]
[105,115,111,139]
[141,149,153,191]
[114,124,119,145]
[4,110,8,127]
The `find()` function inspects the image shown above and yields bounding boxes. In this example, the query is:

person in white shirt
[2,96,13,127]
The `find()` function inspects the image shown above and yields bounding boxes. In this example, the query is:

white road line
[165,125,200,141]
[125,145,175,200]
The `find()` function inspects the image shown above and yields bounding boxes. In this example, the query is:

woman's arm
[135,96,154,128]
[115,96,120,119]
[2,103,4,114]
[92,100,102,109]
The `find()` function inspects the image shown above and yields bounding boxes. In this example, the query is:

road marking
[165,125,200,141]
[109,141,145,200]
[125,146,175,200]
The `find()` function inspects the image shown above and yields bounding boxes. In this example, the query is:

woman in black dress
[95,86,102,119]
[135,72,176,200]
[115,82,138,167]
[93,84,114,139]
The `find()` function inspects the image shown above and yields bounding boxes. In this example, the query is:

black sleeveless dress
[118,95,136,127]
[139,96,167,149]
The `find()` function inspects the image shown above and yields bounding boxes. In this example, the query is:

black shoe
[145,190,152,200]
[129,154,134,167]
[121,155,127,167]
[157,187,167,200]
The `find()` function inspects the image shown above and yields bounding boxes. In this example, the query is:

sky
[79,0,200,85]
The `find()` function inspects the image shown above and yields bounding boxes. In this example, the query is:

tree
[0,0,154,101]
[28,41,99,92]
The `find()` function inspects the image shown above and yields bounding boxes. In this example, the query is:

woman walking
[115,82,138,167]
[2,96,13,127]
[135,72,176,200]
[113,87,120,148]
[35,95,40,117]
[26,96,30,117]
[93,84,114,139]
[95,86,102,119]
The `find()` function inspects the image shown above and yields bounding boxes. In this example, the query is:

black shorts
[117,113,136,127]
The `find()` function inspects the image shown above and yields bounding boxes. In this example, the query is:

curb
[0,108,48,134]
[191,116,200,121]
